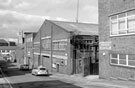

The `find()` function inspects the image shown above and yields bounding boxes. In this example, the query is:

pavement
[50,73,135,88]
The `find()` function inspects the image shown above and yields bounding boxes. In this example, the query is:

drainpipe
[32,33,34,69]
[50,25,53,73]
[39,29,42,66]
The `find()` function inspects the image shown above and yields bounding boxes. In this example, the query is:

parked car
[32,66,49,76]
[19,64,29,70]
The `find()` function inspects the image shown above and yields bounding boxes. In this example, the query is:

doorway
[72,35,99,76]
[56,64,59,72]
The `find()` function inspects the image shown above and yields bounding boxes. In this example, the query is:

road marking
[0,68,13,88]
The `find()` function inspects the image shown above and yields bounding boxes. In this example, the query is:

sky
[0,0,98,38]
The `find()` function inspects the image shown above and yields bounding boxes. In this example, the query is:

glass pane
[127,17,135,31]
[111,22,118,35]
[111,59,118,64]
[119,19,125,30]
[119,54,126,60]
[119,30,127,34]
[119,60,126,65]
[59,44,66,50]
[53,42,59,50]
[111,54,117,58]
[128,54,135,60]
[128,61,135,66]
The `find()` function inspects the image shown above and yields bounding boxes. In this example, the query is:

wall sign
[99,42,111,50]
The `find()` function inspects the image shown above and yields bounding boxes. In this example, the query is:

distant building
[0,46,16,61]
[0,39,8,46]
[23,32,37,69]
[0,39,17,62]
[99,0,135,80]
[33,20,98,76]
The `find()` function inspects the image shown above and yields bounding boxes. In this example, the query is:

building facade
[99,0,135,80]
[24,32,37,69]
[0,39,16,62]
[33,20,98,76]
[33,30,41,68]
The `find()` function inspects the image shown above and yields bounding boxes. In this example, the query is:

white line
[0,68,13,88]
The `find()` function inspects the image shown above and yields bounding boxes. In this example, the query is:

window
[110,53,135,67]
[119,19,126,34]
[111,20,118,35]
[110,54,118,64]
[119,54,126,65]
[128,54,135,66]
[110,10,135,36]
[59,42,67,50]
[53,41,67,51]
[2,50,5,52]
[42,38,51,50]
[53,42,59,50]
[127,16,135,33]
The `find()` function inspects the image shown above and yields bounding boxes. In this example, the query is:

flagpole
[76,0,79,23]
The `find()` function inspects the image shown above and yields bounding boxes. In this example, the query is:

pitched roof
[0,46,17,50]
[48,20,98,35]
[0,39,8,43]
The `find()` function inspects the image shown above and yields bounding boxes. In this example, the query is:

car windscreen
[40,68,46,70]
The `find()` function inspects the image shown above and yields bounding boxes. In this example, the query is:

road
[3,63,123,88]
[4,63,82,88]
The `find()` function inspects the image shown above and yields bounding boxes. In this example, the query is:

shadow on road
[4,62,32,77]
[11,80,82,88]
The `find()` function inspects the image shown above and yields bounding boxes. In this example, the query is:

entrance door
[76,59,83,74]
[89,47,99,75]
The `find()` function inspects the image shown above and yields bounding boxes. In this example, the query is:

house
[99,0,135,80]
[0,39,16,62]
[0,39,8,46]
[33,20,98,76]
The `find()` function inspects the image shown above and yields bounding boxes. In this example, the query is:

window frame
[110,53,135,68]
[53,41,67,51]
[110,11,135,36]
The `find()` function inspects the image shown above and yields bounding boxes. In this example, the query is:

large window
[53,41,67,51]
[42,38,51,50]
[110,53,135,67]
[110,10,135,36]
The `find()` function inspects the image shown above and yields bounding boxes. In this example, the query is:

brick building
[23,32,37,69]
[33,20,98,76]
[99,0,135,80]
[0,39,16,62]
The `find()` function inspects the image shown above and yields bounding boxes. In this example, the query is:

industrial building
[33,20,98,76]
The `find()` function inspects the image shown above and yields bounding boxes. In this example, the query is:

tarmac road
[4,63,82,88]
[3,63,128,88]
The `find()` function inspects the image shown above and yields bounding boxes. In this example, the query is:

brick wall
[99,0,135,79]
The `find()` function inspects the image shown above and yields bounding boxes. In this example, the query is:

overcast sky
[0,0,98,38]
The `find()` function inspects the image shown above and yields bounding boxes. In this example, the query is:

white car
[32,66,49,76]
